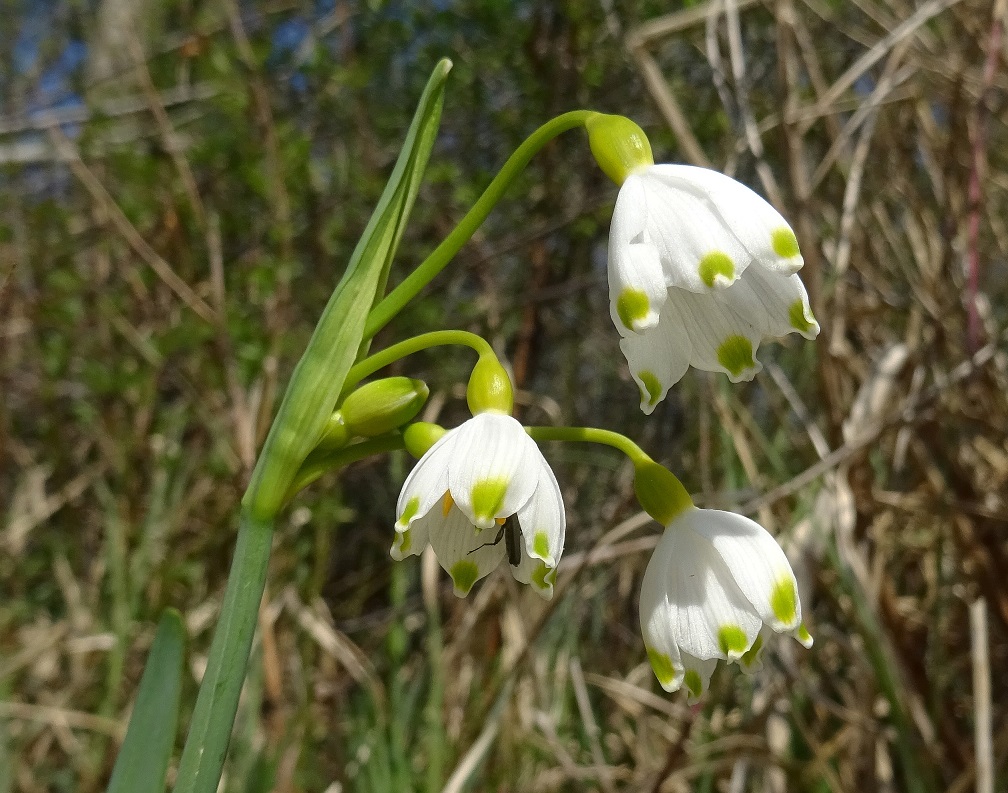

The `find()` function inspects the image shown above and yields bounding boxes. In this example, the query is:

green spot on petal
[717,335,756,378]
[399,496,420,525]
[797,623,813,647]
[684,669,703,698]
[788,299,815,334]
[718,624,749,657]
[398,529,412,555]
[741,633,764,668]
[646,648,677,688]
[531,561,555,591]
[698,251,735,287]
[450,560,479,596]
[771,579,799,626]
[771,227,800,259]
[533,530,550,559]
[471,478,509,524]
[638,370,662,407]
[616,288,651,331]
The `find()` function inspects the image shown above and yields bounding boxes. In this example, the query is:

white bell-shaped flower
[639,506,812,700]
[392,412,565,598]
[608,164,819,413]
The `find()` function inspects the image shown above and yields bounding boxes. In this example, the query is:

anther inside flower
[607,164,820,413]
[639,506,812,701]
[392,412,565,598]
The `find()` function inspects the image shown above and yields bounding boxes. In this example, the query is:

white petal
[395,428,458,529]
[654,509,764,660]
[687,509,803,631]
[666,288,763,383]
[390,518,429,561]
[680,651,718,703]
[660,165,804,273]
[608,241,667,335]
[618,301,692,414]
[447,413,540,529]
[426,507,506,597]
[515,462,566,568]
[639,166,752,292]
[610,176,668,334]
[639,528,685,692]
[511,550,557,600]
[727,267,819,341]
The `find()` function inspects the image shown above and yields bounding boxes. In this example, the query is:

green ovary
[788,299,815,334]
[698,251,735,287]
[647,648,677,688]
[471,478,509,524]
[616,289,651,331]
[771,579,799,626]
[450,560,479,596]
[771,227,800,259]
[717,335,756,378]
[637,370,662,407]
[718,624,749,657]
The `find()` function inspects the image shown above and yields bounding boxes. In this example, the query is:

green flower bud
[466,354,514,415]
[634,460,693,525]
[316,411,350,450]
[585,112,654,186]
[340,377,429,438]
[403,422,447,458]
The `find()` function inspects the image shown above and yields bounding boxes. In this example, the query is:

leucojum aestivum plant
[106,59,820,793]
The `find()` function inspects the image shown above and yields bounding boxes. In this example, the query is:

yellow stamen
[495,517,507,525]
[442,492,454,517]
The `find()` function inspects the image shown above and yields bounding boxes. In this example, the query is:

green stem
[343,330,494,394]
[525,425,650,464]
[284,434,407,505]
[363,110,595,338]
[174,510,274,793]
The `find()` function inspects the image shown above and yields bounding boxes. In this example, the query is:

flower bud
[633,460,693,525]
[340,377,429,438]
[466,354,514,415]
[585,113,654,186]
[403,422,447,458]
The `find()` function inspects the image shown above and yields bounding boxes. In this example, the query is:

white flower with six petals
[608,164,820,413]
[392,412,565,598]
[639,506,812,700]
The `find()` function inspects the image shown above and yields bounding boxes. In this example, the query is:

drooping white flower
[608,164,820,413]
[392,412,565,598]
[639,506,812,700]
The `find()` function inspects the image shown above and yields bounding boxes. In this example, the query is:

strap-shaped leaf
[244,58,452,523]
[105,609,185,793]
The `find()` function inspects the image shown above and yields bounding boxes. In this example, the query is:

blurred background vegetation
[2,0,1007,791]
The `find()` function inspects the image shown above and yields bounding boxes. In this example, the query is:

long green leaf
[173,59,453,793]
[105,609,185,793]
[243,58,452,523]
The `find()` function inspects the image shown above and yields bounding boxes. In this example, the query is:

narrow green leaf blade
[105,609,185,793]
[243,57,452,524]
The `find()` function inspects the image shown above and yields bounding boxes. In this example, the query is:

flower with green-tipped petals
[607,165,819,413]
[639,506,812,700]
[392,413,564,599]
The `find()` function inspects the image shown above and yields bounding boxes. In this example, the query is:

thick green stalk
[343,330,494,394]
[363,110,595,338]
[174,511,274,793]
